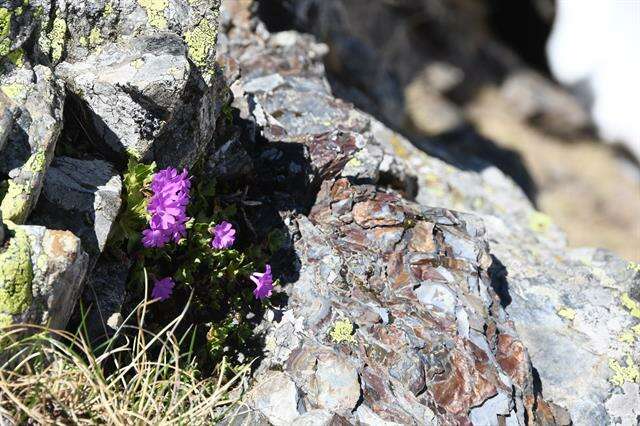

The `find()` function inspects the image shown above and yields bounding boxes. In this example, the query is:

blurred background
[260,0,640,260]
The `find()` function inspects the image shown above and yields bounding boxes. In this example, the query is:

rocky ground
[1,0,639,425]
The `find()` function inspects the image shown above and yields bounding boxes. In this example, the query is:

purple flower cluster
[250,265,273,300]
[211,221,236,249]
[142,168,191,248]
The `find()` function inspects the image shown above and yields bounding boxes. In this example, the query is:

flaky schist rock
[216,3,570,424]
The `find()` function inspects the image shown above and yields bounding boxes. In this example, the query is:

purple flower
[211,221,236,249]
[142,228,170,248]
[250,264,273,300]
[142,167,191,248]
[151,277,175,301]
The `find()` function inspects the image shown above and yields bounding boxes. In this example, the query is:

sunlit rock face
[547,0,640,159]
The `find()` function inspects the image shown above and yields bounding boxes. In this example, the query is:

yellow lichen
[330,318,356,344]
[78,35,87,47]
[619,330,636,344]
[621,293,640,319]
[0,8,12,57]
[131,58,144,69]
[184,18,217,69]
[103,2,113,17]
[88,27,102,47]
[48,15,66,62]
[0,181,29,223]
[609,355,640,386]
[557,307,576,321]
[24,150,47,173]
[628,261,640,273]
[138,0,167,29]
[0,223,33,318]
[529,211,551,233]
[0,83,25,100]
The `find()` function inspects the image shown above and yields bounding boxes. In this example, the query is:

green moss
[48,15,66,62]
[0,181,29,223]
[138,0,167,29]
[0,223,33,318]
[6,47,24,66]
[330,318,356,344]
[184,18,217,70]
[0,83,25,100]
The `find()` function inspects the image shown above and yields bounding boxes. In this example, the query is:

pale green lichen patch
[330,318,356,344]
[103,2,113,17]
[557,307,576,321]
[621,293,640,319]
[24,150,47,173]
[0,181,29,223]
[88,27,102,47]
[609,355,640,386]
[47,14,66,63]
[131,58,144,69]
[529,211,552,233]
[0,223,33,318]
[138,0,168,29]
[184,18,217,70]
[0,7,12,57]
[0,83,25,100]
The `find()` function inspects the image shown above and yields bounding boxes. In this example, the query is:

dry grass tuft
[0,297,249,425]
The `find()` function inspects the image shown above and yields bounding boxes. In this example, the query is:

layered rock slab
[218,3,567,423]
[30,156,122,267]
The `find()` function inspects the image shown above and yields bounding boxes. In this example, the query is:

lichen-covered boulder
[51,0,227,168]
[229,2,639,423]
[56,33,221,167]
[0,64,65,224]
[0,220,88,329]
[30,156,122,267]
[218,4,567,423]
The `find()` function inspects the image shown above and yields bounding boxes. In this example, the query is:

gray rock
[0,65,65,224]
[81,257,131,343]
[0,222,89,330]
[59,0,222,76]
[290,409,341,425]
[308,351,361,415]
[218,5,566,423]
[0,92,16,153]
[57,33,223,167]
[469,392,513,426]
[244,371,304,426]
[605,382,640,426]
[30,156,122,267]
[415,282,458,316]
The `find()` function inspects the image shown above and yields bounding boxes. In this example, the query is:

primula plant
[111,158,278,365]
